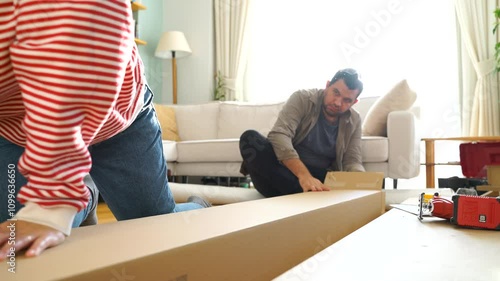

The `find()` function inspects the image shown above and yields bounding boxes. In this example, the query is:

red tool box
[451,195,500,230]
[459,142,500,178]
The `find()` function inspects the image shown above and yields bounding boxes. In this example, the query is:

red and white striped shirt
[0,0,144,234]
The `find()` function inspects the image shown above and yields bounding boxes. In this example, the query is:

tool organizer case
[439,142,500,192]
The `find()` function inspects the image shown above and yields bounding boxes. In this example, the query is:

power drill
[418,193,500,230]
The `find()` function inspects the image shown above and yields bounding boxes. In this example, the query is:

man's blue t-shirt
[295,112,338,169]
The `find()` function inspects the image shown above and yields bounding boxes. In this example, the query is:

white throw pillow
[362,80,417,136]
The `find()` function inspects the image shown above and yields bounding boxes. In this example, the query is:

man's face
[322,79,359,119]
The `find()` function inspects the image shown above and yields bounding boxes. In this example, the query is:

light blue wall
[136,0,214,104]
[134,0,165,103]
[162,0,215,104]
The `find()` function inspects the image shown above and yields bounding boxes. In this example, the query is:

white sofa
[161,97,420,186]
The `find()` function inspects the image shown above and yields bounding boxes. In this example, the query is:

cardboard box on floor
[325,171,385,213]
[0,172,384,281]
[324,171,384,190]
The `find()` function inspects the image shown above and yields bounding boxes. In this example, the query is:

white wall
[161,0,214,104]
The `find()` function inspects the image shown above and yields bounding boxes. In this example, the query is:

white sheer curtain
[214,0,251,101]
[455,0,500,136]
[244,0,460,138]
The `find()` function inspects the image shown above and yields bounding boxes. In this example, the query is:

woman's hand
[0,220,65,260]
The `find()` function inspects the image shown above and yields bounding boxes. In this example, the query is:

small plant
[494,7,500,72]
[214,70,226,101]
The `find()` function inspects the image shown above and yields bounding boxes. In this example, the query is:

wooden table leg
[425,140,435,188]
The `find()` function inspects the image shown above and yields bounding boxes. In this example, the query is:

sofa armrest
[387,111,420,179]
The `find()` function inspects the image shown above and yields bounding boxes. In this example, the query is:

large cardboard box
[324,171,384,190]
[325,171,385,213]
[1,175,383,281]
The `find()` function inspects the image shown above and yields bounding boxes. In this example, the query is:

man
[239,68,365,197]
[0,1,209,259]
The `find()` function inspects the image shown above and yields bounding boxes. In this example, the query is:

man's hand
[298,175,330,192]
[0,220,65,260]
[282,158,330,192]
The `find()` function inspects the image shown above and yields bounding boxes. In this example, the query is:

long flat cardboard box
[0,190,383,281]
[275,208,500,281]
[324,171,384,190]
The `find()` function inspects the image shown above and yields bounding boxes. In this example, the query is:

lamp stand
[171,51,178,104]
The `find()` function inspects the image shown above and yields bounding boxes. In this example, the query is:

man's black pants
[239,130,327,197]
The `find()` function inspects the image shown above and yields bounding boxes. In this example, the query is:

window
[244,0,459,136]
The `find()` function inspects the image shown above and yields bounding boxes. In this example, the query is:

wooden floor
[96,203,116,224]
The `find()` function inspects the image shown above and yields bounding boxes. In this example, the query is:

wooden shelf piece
[134,38,147,45]
[131,2,147,45]
[131,2,146,11]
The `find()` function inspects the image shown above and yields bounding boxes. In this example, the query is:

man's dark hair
[329,68,363,97]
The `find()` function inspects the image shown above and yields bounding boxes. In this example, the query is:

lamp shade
[155,31,192,59]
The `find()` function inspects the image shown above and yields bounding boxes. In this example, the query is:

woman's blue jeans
[0,85,202,227]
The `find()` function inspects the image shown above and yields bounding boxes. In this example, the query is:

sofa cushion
[174,137,387,164]
[176,139,242,162]
[154,103,181,141]
[175,162,242,177]
[172,103,219,140]
[361,136,388,162]
[362,80,416,136]
[352,97,379,121]
[217,102,284,139]
[162,140,178,161]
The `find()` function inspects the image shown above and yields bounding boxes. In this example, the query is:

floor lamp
[154,31,192,104]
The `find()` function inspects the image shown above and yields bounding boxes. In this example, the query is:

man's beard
[323,104,342,118]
